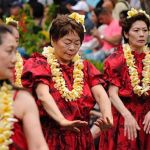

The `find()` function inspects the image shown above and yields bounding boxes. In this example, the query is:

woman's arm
[14,90,48,150]
[91,84,113,125]
[108,85,140,140]
[36,83,87,130]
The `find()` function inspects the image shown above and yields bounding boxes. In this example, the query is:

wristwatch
[100,34,104,39]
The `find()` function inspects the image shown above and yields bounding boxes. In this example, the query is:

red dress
[21,53,104,150]
[99,46,150,150]
[9,91,28,150]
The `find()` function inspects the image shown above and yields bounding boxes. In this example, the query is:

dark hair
[0,25,12,45]
[122,12,150,43]
[94,7,111,17]
[49,14,84,44]
[31,2,44,18]
[7,21,18,29]
[119,10,128,18]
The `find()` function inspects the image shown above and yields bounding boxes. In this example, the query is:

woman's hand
[59,118,88,133]
[143,111,150,134]
[124,113,140,140]
[94,117,113,131]
[91,28,100,38]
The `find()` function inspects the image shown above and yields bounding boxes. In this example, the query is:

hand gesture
[94,117,113,131]
[59,118,88,133]
[143,111,150,134]
[91,28,100,38]
[124,113,140,140]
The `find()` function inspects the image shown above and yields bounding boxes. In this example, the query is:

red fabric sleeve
[21,53,51,90]
[84,60,106,88]
[103,51,124,88]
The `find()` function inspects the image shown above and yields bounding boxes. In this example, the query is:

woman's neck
[129,44,144,54]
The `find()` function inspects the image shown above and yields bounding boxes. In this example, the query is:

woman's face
[0,33,17,80]
[52,31,81,64]
[11,27,19,46]
[91,11,97,24]
[125,20,149,49]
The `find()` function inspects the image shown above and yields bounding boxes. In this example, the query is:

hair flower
[127,8,150,19]
[68,12,86,32]
[5,16,18,25]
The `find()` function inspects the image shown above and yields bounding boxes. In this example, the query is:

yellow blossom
[68,12,86,32]
[5,16,18,26]
[127,8,150,19]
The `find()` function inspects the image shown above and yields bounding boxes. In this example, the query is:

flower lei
[15,52,23,87]
[42,46,84,101]
[0,82,17,149]
[123,44,150,96]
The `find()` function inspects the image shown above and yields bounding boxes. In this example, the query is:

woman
[5,17,25,87]
[0,25,48,149]
[99,8,150,150]
[21,12,113,149]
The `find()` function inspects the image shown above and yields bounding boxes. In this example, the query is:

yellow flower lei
[123,44,150,96]
[42,46,84,101]
[15,52,23,87]
[0,82,17,150]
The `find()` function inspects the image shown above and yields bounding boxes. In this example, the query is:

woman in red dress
[0,25,48,150]
[21,12,113,149]
[99,8,150,150]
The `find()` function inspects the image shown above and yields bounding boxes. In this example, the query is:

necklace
[15,52,23,87]
[42,46,84,101]
[123,44,150,96]
[0,82,17,149]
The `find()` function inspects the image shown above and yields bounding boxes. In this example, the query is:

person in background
[0,24,48,150]
[30,1,45,33]
[85,7,122,61]
[99,8,150,150]
[9,1,22,17]
[21,12,113,149]
[67,0,94,34]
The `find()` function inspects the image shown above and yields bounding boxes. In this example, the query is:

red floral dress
[9,91,28,150]
[99,46,150,150]
[21,53,104,150]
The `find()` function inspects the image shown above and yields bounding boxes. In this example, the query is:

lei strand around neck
[15,52,23,87]
[0,82,17,149]
[123,44,150,96]
[42,46,84,101]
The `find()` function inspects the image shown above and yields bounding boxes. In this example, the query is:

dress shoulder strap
[13,90,19,101]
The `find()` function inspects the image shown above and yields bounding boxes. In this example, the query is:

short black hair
[122,12,150,43]
[0,25,12,45]
[94,7,111,17]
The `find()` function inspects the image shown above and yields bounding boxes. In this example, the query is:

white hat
[71,1,89,12]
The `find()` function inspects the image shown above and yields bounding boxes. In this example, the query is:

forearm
[97,91,112,117]
[92,85,112,117]
[38,93,65,124]
[109,91,131,117]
